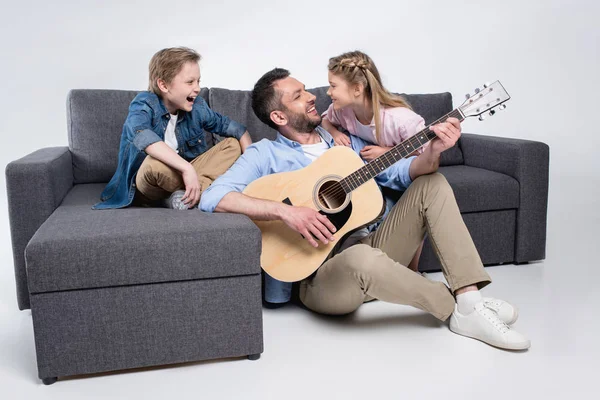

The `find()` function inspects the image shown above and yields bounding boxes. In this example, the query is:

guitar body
[243,146,384,282]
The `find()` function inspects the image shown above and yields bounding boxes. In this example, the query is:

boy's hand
[280,206,336,248]
[332,131,351,147]
[181,165,201,207]
[360,145,391,161]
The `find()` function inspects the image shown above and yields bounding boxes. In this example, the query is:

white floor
[0,187,597,399]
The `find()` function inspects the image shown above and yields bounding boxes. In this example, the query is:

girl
[322,50,427,272]
[322,50,427,161]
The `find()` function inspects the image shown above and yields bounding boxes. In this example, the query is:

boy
[94,47,252,210]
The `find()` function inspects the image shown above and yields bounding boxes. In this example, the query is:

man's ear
[157,78,169,94]
[270,110,288,127]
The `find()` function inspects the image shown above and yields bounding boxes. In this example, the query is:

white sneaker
[164,190,189,210]
[449,302,530,350]
[483,297,519,325]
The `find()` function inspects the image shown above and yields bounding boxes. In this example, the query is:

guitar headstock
[459,81,510,121]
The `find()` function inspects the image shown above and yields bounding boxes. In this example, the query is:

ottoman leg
[42,377,58,385]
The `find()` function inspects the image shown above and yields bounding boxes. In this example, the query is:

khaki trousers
[135,138,241,203]
[299,173,491,321]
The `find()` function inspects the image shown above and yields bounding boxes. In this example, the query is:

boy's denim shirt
[93,91,246,210]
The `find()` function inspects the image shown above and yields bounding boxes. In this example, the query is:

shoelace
[170,192,189,210]
[483,298,503,313]
[477,304,510,334]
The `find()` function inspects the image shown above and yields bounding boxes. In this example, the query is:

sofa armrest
[460,133,549,262]
[5,147,73,310]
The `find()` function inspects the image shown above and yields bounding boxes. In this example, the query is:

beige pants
[135,138,241,203]
[299,173,491,321]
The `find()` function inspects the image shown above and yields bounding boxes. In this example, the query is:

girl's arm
[322,117,351,147]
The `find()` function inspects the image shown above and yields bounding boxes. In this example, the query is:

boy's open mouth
[186,96,195,103]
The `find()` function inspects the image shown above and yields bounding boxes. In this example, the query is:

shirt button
[197,139,201,143]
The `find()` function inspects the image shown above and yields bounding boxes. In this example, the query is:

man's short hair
[251,68,291,130]
[148,47,201,95]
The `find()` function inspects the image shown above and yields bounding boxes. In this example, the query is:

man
[199,68,530,350]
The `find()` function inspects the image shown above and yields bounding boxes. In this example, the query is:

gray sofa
[5,86,548,384]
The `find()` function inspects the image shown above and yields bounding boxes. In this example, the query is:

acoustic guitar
[243,81,510,282]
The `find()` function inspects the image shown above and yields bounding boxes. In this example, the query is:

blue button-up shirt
[200,126,415,303]
[94,91,247,210]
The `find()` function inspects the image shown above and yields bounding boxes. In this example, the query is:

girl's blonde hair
[148,47,201,95]
[328,51,411,143]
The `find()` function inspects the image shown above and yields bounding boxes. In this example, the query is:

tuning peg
[483,82,491,88]
[478,114,486,121]
[489,110,496,116]
[499,104,507,110]
[474,88,481,94]
[465,93,471,99]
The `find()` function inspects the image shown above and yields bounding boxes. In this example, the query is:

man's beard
[286,108,322,133]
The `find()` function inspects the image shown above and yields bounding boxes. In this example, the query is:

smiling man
[199,68,530,351]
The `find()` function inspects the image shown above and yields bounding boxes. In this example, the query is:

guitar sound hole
[317,180,347,211]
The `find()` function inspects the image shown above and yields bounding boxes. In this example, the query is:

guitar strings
[315,109,463,201]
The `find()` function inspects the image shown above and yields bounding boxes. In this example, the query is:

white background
[0,0,598,397]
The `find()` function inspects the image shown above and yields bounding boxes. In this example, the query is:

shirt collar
[145,92,184,121]
[275,125,335,148]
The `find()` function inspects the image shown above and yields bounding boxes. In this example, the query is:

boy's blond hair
[148,47,201,95]
[328,51,411,144]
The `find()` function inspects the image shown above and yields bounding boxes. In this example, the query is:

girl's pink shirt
[323,103,428,153]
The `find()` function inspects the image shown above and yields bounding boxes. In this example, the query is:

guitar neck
[339,108,464,193]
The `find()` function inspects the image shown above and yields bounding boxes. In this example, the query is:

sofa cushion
[25,184,261,294]
[209,88,277,142]
[382,165,518,214]
[439,165,519,213]
[67,88,211,184]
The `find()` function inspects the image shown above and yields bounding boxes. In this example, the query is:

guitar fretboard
[339,109,464,193]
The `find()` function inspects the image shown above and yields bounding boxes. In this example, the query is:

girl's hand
[360,145,391,161]
[331,131,351,147]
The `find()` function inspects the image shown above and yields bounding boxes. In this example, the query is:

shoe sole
[449,323,531,351]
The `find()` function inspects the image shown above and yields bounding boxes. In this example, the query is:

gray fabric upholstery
[461,133,549,262]
[402,93,453,126]
[419,209,517,271]
[209,88,278,142]
[383,165,519,213]
[26,184,262,294]
[67,88,210,184]
[5,147,73,310]
[438,165,519,213]
[31,275,263,379]
[384,165,519,214]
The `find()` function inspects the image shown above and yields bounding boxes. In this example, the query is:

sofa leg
[42,377,57,385]
[247,353,261,361]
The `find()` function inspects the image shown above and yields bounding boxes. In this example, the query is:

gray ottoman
[23,183,263,384]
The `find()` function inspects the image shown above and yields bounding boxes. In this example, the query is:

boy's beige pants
[299,173,491,321]
[135,138,241,203]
